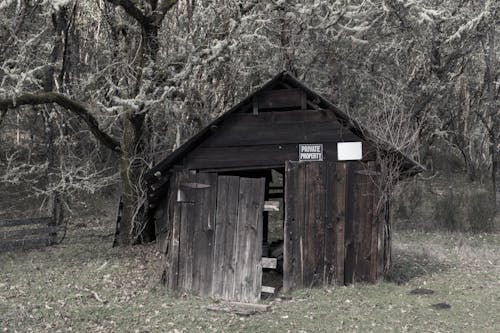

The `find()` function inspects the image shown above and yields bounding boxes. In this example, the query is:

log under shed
[144,72,424,303]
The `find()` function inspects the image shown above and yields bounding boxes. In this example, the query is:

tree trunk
[485,27,499,215]
[45,111,63,243]
[114,22,161,245]
[117,109,140,245]
[44,6,72,231]
[115,109,156,245]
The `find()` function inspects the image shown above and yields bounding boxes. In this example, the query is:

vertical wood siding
[162,172,265,303]
[284,161,385,290]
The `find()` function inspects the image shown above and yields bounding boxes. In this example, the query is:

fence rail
[0,217,63,251]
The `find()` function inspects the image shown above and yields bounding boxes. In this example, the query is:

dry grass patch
[1,225,499,332]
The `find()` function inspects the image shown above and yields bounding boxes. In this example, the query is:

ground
[1,221,499,332]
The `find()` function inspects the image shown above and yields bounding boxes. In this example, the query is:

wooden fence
[0,217,63,251]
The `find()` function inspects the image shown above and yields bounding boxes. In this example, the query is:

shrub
[467,188,495,232]
[433,187,460,231]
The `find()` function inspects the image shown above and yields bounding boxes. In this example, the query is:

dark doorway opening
[262,168,285,297]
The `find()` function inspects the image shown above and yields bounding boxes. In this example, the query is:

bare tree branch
[0,92,122,153]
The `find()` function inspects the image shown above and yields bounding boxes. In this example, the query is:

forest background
[0,0,499,242]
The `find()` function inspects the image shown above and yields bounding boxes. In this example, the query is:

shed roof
[144,72,424,184]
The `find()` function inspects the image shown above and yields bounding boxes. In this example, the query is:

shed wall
[284,161,387,291]
[181,110,377,171]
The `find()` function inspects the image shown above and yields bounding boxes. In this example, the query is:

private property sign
[299,144,323,161]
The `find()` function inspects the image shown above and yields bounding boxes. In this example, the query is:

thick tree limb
[0,92,122,153]
[106,0,147,25]
[150,0,179,26]
[157,0,178,15]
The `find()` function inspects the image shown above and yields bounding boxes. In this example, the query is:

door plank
[303,163,326,287]
[233,177,265,303]
[213,175,240,299]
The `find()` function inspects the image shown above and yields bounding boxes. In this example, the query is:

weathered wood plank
[303,162,325,287]
[155,181,172,254]
[201,117,353,148]
[252,97,259,115]
[212,176,228,298]
[262,257,277,269]
[177,171,196,292]
[257,88,304,109]
[323,162,337,285]
[0,237,51,251]
[212,176,240,299]
[287,162,307,289]
[334,163,347,285]
[1,226,62,240]
[178,202,195,291]
[206,302,269,316]
[233,177,265,303]
[359,165,373,281]
[227,110,338,125]
[224,301,270,312]
[344,162,357,284]
[261,286,275,294]
[165,173,182,289]
[193,172,217,296]
[221,177,241,301]
[352,162,368,282]
[233,177,246,302]
[283,161,297,292]
[186,142,376,170]
[263,201,280,212]
[191,174,204,295]
[0,217,52,228]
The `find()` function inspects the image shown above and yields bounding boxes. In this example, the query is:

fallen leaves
[1,229,499,332]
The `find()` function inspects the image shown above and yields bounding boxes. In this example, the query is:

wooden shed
[144,72,423,303]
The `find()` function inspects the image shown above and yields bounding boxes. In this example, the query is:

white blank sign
[337,142,363,161]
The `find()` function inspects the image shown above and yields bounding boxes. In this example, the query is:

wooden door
[283,161,330,291]
[163,172,265,303]
[283,161,383,291]
[164,171,218,296]
[212,176,265,303]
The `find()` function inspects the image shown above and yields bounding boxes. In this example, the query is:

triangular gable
[144,72,424,184]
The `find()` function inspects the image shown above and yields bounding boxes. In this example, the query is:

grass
[1,222,499,332]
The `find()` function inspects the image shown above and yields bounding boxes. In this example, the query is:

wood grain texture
[334,163,347,285]
[186,141,376,170]
[304,162,326,287]
[323,162,337,285]
[233,177,265,303]
[343,162,356,284]
[256,88,304,109]
[166,171,187,290]
[283,161,297,292]
[212,176,239,299]
[1,226,62,240]
[193,173,217,296]
[0,217,52,228]
[201,114,351,147]
[0,237,51,251]
[359,165,372,281]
